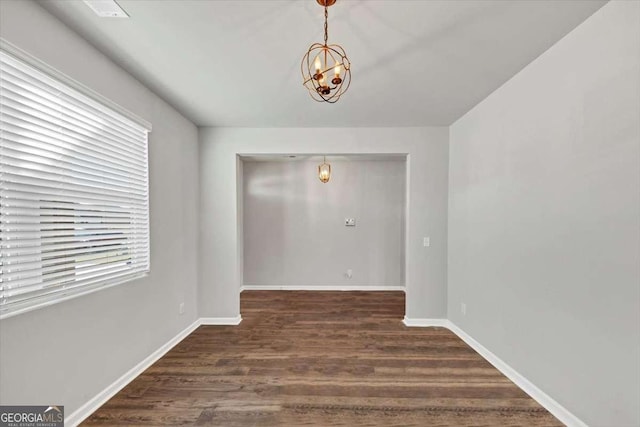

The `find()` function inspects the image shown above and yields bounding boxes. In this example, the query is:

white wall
[243,158,406,288]
[0,0,199,417]
[199,127,449,320]
[448,2,640,426]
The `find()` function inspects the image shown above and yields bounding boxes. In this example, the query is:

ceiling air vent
[83,0,129,18]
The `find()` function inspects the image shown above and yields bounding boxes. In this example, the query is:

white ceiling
[37,0,606,127]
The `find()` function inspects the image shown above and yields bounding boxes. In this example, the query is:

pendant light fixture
[318,156,331,183]
[301,0,351,103]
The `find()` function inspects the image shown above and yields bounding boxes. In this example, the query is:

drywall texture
[0,0,199,417]
[199,127,449,320]
[448,2,640,426]
[243,159,406,288]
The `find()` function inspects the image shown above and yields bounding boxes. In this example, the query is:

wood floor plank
[82,291,563,426]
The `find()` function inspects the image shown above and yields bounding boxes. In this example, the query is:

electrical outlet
[345,218,356,226]
[346,269,353,279]
[179,302,185,315]
[423,237,430,247]
[461,303,466,316]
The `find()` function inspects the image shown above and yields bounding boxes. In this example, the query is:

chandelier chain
[324,5,328,45]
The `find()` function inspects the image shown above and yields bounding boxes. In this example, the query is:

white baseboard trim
[402,316,449,327]
[65,318,201,427]
[241,285,405,292]
[200,315,242,325]
[65,314,586,427]
[446,321,588,427]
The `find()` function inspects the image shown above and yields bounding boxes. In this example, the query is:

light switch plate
[423,237,430,247]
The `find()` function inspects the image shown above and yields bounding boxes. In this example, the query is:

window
[0,50,150,319]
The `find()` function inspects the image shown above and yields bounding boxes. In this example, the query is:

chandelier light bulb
[332,62,342,85]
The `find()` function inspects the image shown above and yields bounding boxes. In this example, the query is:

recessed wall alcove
[239,154,408,295]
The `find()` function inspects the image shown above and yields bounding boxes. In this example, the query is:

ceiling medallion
[301,0,351,103]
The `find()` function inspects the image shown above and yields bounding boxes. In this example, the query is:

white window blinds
[0,50,150,319]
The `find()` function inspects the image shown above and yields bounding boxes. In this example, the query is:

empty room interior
[0,0,639,426]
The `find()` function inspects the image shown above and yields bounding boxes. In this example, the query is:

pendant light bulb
[318,156,331,183]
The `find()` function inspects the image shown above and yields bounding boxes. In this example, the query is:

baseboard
[65,316,242,425]
[402,316,448,327]
[446,321,588,427]
[241,285,406,292]
[200,315,242,325]
[64,313,586,427]
[65,318,201,427]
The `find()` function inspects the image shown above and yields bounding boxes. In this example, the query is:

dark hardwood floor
[82,291,563,426]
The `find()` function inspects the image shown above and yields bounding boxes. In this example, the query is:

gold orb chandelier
[301,0,351,103]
